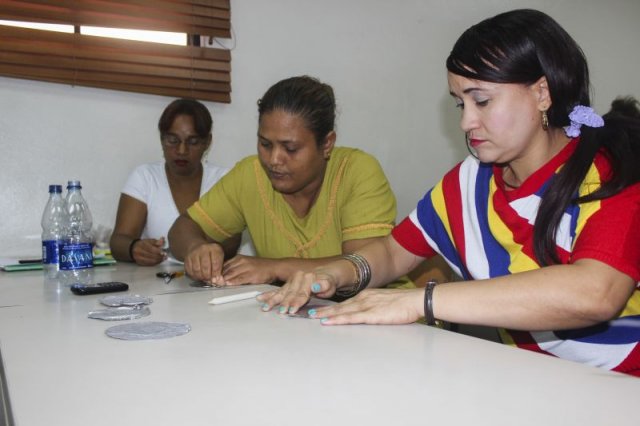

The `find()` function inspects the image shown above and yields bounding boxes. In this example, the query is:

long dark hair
[257,75,336,145]
[447,9,640,265]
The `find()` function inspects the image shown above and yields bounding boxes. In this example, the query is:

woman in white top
[110,99,235,266]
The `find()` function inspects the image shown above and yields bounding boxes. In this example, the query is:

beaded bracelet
[424,279,438,326]
[128,238,141,262]
[335,253,372,298]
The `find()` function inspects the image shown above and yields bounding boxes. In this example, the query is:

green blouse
[188,147,412,288]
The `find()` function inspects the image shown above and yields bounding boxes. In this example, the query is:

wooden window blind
[0,0,232,103]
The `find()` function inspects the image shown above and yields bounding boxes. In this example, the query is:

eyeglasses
[161,134,208,148]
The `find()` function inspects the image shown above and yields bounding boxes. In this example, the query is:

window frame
[0,1,232,103]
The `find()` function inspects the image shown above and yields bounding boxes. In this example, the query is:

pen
[18,258,43,264]
[208,290,262,305]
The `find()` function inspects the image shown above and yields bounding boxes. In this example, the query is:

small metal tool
[156,271,185,284]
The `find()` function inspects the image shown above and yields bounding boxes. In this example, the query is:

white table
[1,263,639,426]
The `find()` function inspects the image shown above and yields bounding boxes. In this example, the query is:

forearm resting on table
[319,235,422,291]
[110,193,148,262]
[110,233,138,261]
[433,260,637,331]
[269,256,354,283]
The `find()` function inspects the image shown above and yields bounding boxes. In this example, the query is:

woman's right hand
[183,242,226,285]
[257,269,339,314]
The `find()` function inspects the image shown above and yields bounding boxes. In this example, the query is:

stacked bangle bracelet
[336,253,372,297]
[128,238,141,262]
[424,279,438,326]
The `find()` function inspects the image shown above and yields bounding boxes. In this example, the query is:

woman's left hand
[131,237,167,266]
[310,288,426,325]
[258,269,338,314]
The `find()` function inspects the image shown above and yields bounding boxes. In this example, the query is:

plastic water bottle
[41,184,66,279]
[59,180,94,285]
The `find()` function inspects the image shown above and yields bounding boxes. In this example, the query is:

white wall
[1,0,639,257]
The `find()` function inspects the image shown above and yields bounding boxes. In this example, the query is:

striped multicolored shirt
[392,138,640,375]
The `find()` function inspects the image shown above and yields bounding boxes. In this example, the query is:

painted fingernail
[278,306,287,314]
[261,303,270,311]
[288,307,297,314]
[320,317,329,324]
[307,309,317,317]
[311,283,321,292]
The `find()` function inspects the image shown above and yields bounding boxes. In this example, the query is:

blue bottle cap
[67,180,82,189]
[48,185,63,193]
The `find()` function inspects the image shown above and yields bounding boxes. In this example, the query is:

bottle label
[42,240,61,265]
[59,242,94,270]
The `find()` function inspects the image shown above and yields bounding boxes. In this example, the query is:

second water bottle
[59,180,94,285]
[41,185,66,279]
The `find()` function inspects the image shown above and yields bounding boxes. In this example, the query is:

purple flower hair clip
[563,105,604,137]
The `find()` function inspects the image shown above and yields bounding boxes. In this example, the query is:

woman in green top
[169,76,411,288]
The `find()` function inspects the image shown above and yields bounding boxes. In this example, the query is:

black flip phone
[70,282,129,295]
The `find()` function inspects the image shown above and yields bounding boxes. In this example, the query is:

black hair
[158,98,212,138]
[447,9,640,265]
[257,76,336,145]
